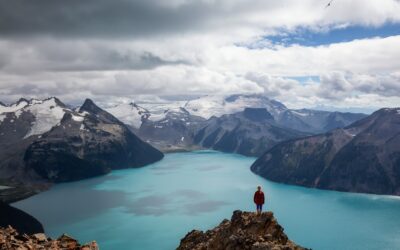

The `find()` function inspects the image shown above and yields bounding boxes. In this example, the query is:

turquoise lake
[13,151,400,250]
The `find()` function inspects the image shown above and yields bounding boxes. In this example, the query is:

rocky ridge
[177,210,306,250]
[0,226,99,250]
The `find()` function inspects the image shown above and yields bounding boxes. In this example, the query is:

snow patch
[290,110,309,117]
[79,111,90,116]
[24,98,67,138]
[71,114,84,122]
[105,103,147,128]
[184,95,287,119]
[15,110,23,118]
[0,100,28,113]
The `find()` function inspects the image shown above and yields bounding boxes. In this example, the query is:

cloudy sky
[0,0,399,112]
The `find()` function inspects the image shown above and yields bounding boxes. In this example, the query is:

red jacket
[254,191,265,205]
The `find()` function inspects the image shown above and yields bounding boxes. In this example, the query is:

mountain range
[106,95,366,134]
[2,94,388,197]
[105,94,366,155]
[251,108,400,195]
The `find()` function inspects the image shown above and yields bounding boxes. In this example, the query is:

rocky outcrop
[0,226,99,250]
[251,108,400,195]
[194,108,308,156]
[0,202,43,235]
[177,210,306,250]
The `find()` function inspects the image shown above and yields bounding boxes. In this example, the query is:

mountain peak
[16,98,29,105]
[79,98,122,124]
[80,99,101,113]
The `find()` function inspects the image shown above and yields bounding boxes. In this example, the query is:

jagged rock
[177,210,307,250]
[0,226,99,250]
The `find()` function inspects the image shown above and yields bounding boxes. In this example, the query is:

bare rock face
[0,226,99,250]
[177,210,307,250]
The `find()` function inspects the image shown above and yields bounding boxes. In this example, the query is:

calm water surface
[13,151,400,250]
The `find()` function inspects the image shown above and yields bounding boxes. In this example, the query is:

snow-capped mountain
[105,101,206,151]
[104,101,187,129]
[184,94,367,133]
[105,94,367,153]
[0,97,163,185]
[105,102,150,129]
[184,94,287,119]
[138,107,206,151]
[0,97,69,143]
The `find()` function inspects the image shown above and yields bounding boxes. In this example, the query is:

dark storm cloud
[47,51,188,71]
[0,39,189,73]
[0,0,249,38]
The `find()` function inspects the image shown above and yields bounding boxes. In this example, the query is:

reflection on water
[13,151,400,250]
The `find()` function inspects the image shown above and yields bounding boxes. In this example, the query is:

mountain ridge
[251,107,400,195]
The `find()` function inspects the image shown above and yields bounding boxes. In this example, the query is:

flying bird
[325,0,334,8]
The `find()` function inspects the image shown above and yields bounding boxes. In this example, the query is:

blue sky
[267,23,400,47]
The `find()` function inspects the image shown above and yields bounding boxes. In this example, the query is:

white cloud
[0,0,399,110]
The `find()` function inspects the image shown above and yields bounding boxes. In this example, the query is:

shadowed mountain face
[276,109,367,133]
[251,108,400,195]
[0,98,164,186]
[194,108,308,157]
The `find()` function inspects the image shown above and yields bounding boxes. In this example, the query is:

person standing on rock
[253,186,265,215]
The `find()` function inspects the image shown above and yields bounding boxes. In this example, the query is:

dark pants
[256,204,263,211]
